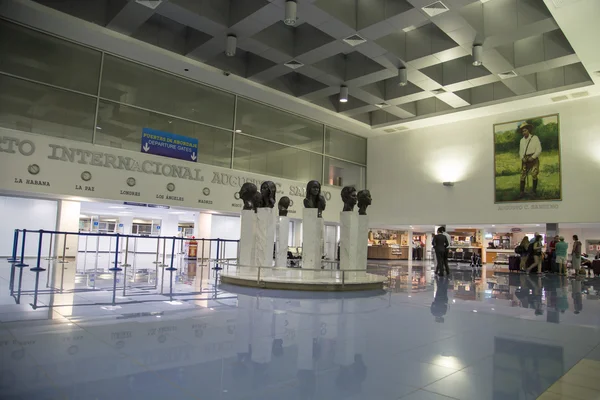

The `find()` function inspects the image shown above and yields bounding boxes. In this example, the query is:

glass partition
[0,19,102,94]
[95,100,232,168]
[325,126,367,165]
[0,75,96,142]
[236,98,324,153]
[233,134,323,182]
[100,55,235,129]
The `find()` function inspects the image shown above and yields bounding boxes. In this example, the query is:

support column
[425,232,433,261]
[546,223,559,237]
[54,200,81,259]
[407,229,414,260]
[356,215,369,273]
[118,216,133,234]
[194,213,212,259]
[478,229,486,265]
[276,216,290,268]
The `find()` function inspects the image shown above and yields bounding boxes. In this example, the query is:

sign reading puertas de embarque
[141,128,198,162]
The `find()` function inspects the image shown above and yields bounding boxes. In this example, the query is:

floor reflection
[1,259,600,399]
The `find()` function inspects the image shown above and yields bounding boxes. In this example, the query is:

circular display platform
[220,268,386,291]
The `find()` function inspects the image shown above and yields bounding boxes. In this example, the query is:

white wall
[0,196,57,257]
[367,96,600,226]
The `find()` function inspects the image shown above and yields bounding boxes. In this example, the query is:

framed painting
[493,114,561,203]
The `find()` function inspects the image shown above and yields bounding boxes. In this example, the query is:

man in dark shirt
[432,228,449,276]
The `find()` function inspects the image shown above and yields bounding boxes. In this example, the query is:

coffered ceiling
[23,0,597,129]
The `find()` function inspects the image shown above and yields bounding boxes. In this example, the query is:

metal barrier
[6,229,239,308]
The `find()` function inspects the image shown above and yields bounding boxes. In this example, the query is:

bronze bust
[278,196,290,216]
[340,186,358,212]
[357,189,372,216]
[303,180,326,218]
[259,181,277,208]
[239,182,259,211]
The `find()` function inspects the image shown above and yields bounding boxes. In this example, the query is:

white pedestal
[254,208,276,275]
[276,216,289,268]
[340,211,359,272]
[355,215,369,276]
[239,210,256,273]
[302,209,323,278]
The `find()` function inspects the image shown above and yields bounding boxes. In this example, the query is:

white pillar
[194,213,212,259]
[276,216,290,268]
[356,215,369,273]
[54,200,81,259]
[425,232,433,261]
[407,229,414,260]
[118,215,133,234]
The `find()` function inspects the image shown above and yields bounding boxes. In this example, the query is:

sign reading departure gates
[141,128,198,162]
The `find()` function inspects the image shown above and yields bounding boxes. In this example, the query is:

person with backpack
[515,236,530,271]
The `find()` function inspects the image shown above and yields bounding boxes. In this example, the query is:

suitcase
[508,255,521,272]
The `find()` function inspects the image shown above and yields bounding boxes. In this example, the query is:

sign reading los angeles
[141,128,198,162]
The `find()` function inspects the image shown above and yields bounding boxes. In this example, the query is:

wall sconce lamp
[443,182,455,187]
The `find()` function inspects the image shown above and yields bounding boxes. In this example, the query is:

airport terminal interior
[1,0,600,399]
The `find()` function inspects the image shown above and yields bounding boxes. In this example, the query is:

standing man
[518,121,542,199]
[432,228,449,276]
[572,235,582,274]
[441,226,452,276]
[555,236,568,276]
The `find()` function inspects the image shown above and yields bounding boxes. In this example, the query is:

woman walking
[526,235,544,274]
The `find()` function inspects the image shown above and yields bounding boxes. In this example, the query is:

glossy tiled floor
[1,256,600,400]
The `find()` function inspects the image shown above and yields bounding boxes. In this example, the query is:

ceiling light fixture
[339,85,349,103]
[284,0,297,26]
[398,67,408,86]
[472,44,483,66]
[225,34,237,57]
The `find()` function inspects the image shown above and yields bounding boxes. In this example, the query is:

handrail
[12,229,239,242]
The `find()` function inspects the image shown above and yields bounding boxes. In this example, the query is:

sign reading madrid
[141,128,198,162]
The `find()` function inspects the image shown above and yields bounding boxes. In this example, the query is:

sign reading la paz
[141,128,198,162]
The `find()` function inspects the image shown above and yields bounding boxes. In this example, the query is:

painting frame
[493,113,562,204]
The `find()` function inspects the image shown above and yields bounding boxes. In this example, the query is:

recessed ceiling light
[403,26,417,32]
[96,126,102,130]
[235,129,242,133]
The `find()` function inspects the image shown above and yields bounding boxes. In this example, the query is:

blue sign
[141,128,198,162]
[156,226,161,230]
[124,202,147,207]
[118,224,124,228]
[93,221,99,227]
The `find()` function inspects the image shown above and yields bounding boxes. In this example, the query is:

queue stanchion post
[160,237,168,294]
[93,235,99,289]
[58,233,68,264]
[59,233,68,292]
[166,237,177,302]
[83,236,89,273]
[201,239,205,266]
[7,229,19,263]
[45,232,54,260]
[14,229,29,302]
[121,237,131,297]
[109,234,123,305]
[30,230,47,309]
[213,239,222,271]
[153,237,160,264]
[8,229,19,295]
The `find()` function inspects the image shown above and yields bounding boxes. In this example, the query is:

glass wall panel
[233,134,323,182]
[95,100,232,168]
[324,157,366,188]
[100,55,234,129]
[0,20,102,94]
[325,127,367,165]
[0,75,96,142]
[235,98,324,152]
